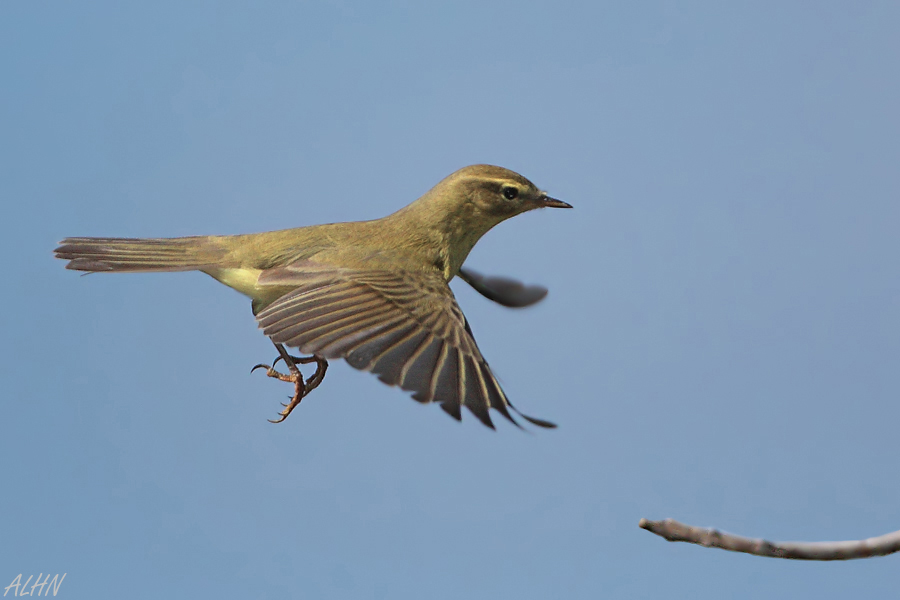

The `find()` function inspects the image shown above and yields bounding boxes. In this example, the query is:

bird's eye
[502,186,519,200]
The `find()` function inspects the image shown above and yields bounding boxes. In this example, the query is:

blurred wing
[458,267,548,308]
[254,261,555,429]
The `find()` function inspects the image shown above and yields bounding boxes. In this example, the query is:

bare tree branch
[639,518,900,560]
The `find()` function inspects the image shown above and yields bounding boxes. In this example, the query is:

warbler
[55,164,571,429]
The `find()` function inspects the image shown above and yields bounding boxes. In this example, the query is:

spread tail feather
[54,236,226,273]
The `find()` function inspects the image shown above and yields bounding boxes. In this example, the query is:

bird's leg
[250,343,329,423]
[271,353,328,392]
[304,355,328,392]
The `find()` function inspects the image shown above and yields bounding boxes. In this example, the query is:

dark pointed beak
[539,195,573,209]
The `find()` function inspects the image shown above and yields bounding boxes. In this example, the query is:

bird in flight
[55,165,571,429]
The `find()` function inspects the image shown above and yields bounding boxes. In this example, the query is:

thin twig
[639,518,900,560]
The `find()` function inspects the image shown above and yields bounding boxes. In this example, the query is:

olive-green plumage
[55,164,571,429]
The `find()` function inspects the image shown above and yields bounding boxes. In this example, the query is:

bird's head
[392,164,571,277]
[441,164,572,223]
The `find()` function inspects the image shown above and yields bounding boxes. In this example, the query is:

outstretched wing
[458,267,548,308]
[254,261,554,429]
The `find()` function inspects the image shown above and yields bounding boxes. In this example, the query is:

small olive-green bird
[55,164,571,429]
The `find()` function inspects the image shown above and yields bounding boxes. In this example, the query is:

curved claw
[256,350,329,424]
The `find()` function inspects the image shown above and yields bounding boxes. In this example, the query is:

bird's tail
[54,236,227,273]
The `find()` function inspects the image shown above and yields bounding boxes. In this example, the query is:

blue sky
[2,1,899,598]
